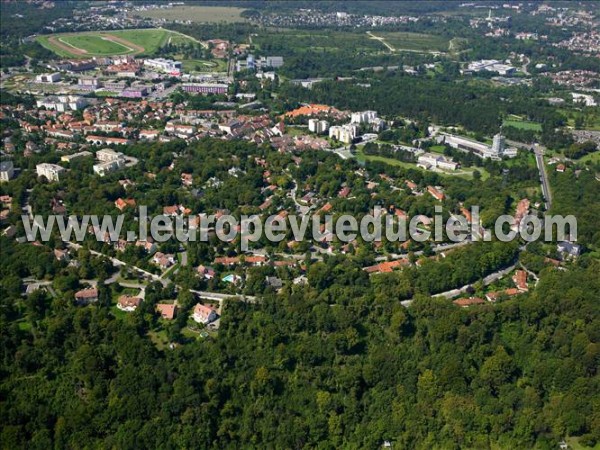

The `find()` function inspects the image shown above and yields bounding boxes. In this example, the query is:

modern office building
[144,58,182,75]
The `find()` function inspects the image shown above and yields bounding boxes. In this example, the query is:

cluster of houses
[72,286,219,325]
[452,269,531,307]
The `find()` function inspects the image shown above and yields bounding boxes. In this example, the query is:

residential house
[363,259,410,274]
[245,255,267,266]
[266,276,283,290]
[156,303,177,320]
[197,265,216,279]
[192,303,218,324]
[485,288,520,302]
[153,252,175,269]
[453,297,486,308]
[54,248,69,262]
[427,186,445,201]
[181,173,193,187]
[115,198,136,211]
[74,288,99,305]
[512,270,529,292]
[557,241,581,258]
[117,295,142,312]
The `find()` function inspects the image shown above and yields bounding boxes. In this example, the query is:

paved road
[520,56,530,75]
[67,242,256,306]
[373,240,471,262]
[366,31,395,52]
[289,180,312,215]
[506,139,552,211]
[534,148,553,210]
[189,289,256,303]
[432,263,517,300]
[160,27,207,48]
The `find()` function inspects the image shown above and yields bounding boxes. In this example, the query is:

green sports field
[37,28,197,59]
[58,35,132,56]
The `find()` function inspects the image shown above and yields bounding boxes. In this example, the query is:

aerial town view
[0,1,599,448]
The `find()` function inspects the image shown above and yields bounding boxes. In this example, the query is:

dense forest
[1,254,598,449]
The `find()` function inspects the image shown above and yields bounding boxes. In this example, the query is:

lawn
[566,436,600,450]
[148,329,170,350]
[181,59,227,73]
[502,118,542,131]
[429,144,447,154]
[576,150,600,164]
[95,91,120,97]
[131,6,248,23]
[375,31,449,52]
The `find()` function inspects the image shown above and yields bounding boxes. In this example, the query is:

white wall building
[0,161,15,182]
[96,148,123,162]
[351,110,378,124]
[438,132,516,160]
[36,95,87,112]
[308,118,329,134]
[329,124,358,144]
[417,152,460,171]
[144,58,182,75]
[93,159,125,177]
[35,72,61,83]
[36,163,65,182]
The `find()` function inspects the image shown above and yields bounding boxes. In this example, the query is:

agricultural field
[130,6,247,23]
[373,31,450,53]
[37,28,197,59]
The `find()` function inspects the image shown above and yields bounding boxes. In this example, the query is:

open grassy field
[356,147,489,180]
[181,58,227,73]
[374,31,449,53]
[37,28,196,58]
[253,30,382,55]
[59,35,133,55]
[131,6,247,23]
[503,118,543,131]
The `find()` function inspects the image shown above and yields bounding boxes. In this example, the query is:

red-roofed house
[245,255,267,266]
[115,198,136,211]
[75,288,98,305]
[427,186,445,201]
[156,303,177,320]
[453,297,486,308]
[117,295,142,312]
[363,259,410,274]
[192,303,218,324]
[512,270,529,292]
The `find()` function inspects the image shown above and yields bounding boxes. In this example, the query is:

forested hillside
[1,259,598,449]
